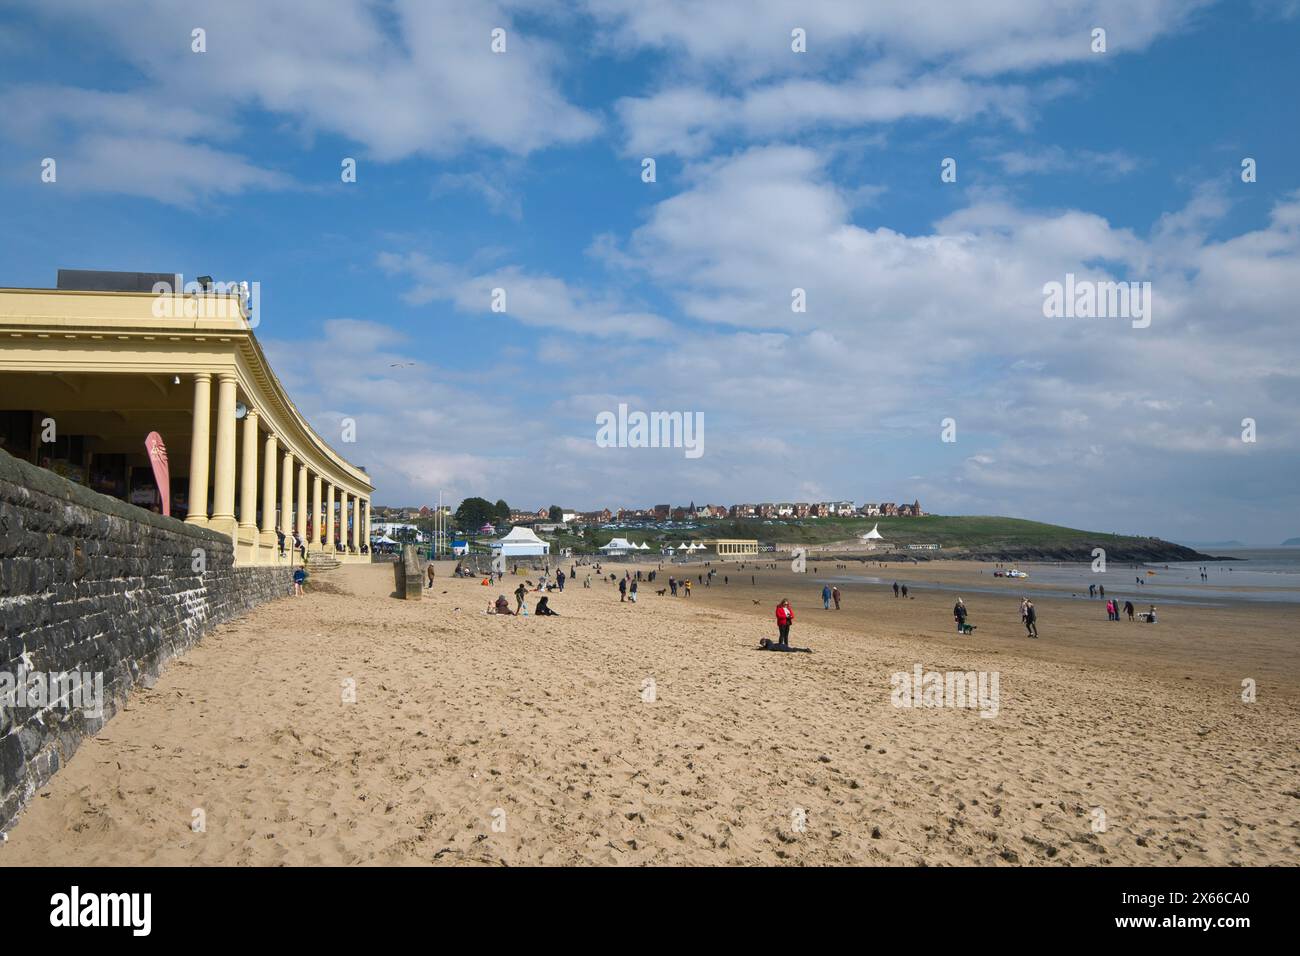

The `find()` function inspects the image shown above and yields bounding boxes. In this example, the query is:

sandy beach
[2,559,1296,866]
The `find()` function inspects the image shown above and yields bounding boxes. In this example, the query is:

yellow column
[296,462,308,542]
[338,494,348,554]
[210,371,238,538]
[260,433,278,549]
[364,498,372,550]
[352,496,361,551]
[185,372,211,525]
[312,473,323,548]
[326,483,336,552]
[238,407,259,562]
[280,450,294,540]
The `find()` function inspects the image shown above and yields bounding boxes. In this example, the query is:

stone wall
[0,448,292,833]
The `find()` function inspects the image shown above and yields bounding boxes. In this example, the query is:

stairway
[305,551,343,572]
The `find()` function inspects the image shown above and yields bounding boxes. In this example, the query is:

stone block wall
[0,448,292,833]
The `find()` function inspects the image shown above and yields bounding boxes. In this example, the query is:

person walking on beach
[1105,599,1114,621]
[832,585,841,610]
[1124,600,1135,621]
[426,562,436,589]
[775,599,793,647]
[629,580,638,603]
[1099,584,1105,600]
[514,582,527,615]
[557,569,565,592]
[619,577,627,602]
[1023,599,1038,638]
[901,584,909,599]
[893,581,900,598]
[953,598,968,634]
[684,580,692,597]
[822,584,832,610]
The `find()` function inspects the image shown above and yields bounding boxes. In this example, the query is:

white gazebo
[491,525,551,557]
[860,523,884,541]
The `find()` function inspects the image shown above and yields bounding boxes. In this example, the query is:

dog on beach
[656,588,667,595]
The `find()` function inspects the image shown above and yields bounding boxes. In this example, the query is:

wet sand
[2,559,1296,866]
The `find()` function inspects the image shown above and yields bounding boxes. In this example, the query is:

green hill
[559,515,1210,562]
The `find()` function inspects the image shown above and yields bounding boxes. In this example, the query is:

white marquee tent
[860,523,884,541]
[599,537,638,554]
[491,526,551,557]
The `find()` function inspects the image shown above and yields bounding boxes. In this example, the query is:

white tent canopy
[860,523,884,540]
[599,537,638,553]
[491,525,551,557]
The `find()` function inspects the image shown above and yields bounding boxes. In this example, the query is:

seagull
[389,361,415,368]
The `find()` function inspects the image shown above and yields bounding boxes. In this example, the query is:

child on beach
[293,567,306,596]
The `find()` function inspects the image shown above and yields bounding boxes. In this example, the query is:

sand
[2,559,1296,866]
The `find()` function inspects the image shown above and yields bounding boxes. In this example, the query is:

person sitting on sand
[535,596,558,615]
[493,595,512,615]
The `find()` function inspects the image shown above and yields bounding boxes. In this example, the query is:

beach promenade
[2,562,1295,866]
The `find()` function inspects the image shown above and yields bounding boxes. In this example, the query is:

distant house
[731,503,757,518]
[880,503,898,517]
[795,502,812,518]
[757,502,777,518]
[860,503,881,516]
[776,502,794,517]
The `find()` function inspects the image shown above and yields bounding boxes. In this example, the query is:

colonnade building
[0,272,375,565]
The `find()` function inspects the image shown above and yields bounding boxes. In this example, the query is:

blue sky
[1,0,1298,543]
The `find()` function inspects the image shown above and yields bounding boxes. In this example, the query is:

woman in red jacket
[775,599,793,647]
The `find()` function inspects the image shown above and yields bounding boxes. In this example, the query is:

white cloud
[377,251,677,339]
[618,72,1034,157]
[1,0,599,201]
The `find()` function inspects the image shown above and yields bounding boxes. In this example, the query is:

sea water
[821,548,1300,607]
